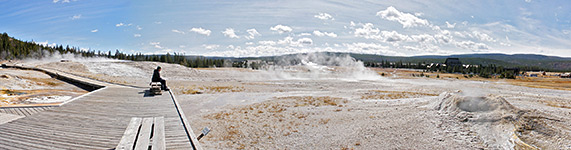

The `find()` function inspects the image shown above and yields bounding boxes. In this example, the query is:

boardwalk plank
[135,117,153,150]
[116,117,142,150]
[152,116,166,150]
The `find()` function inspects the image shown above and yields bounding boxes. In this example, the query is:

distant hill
[347,53,571,72]
[210,52,571,72]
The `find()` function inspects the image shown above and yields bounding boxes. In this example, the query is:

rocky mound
[432,92,571,149]
[435,93,517,115]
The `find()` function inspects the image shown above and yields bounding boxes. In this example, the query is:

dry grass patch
[204,86,245,93]
[538,100,571,109]
[508,77,571,91]
[277,96,348,107]
[361,90,438,100]
[19,76,62,86]
[374,68,571,91]
[200,96,347,149]
[179,85,245,94]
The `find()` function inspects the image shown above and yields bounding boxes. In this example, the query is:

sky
[1,0,570,57]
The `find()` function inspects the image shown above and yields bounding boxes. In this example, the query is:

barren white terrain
[7,55,571,149]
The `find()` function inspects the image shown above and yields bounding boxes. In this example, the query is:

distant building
[561,73,571,78]
[444,58,462,66]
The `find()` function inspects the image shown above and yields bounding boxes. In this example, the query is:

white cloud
[91,29,98,33]
[222,28,239,38]
[259,40,277,46]
[245,28,261,40]
[134,34,141,37]
[434,34,453,44]
[154,21,162,24]
[53,0,71,3]
[380,30,409,42]
[469,31,496,42]
[204,45,291,57]
[245,42,254,45]
[270,24,293,34]
[150,42,163,49]
[116,23,125,27]
[190,27,211,36]
[376,6,430,28]
[276,37,313,47]
[298,33,312,36]
[71,14,81,20]
[455,40,489,50]
[343,42,401,56]
[172,29,185,34]
[297,38,313,45]
[277,37,296,46]
[432,30,453,44]
[354,23,409,42]
[136,25,143,30]
[344,42,388,51]
[410,34,435,43]
[403,44,441,53]
[525,0,532,3]
[454,32,466,38]
[500,42,512,46]
[446,21,456,28]
[314,13,334,20]
[354,23,380,38]
[202,44,220,50]
[206,42,407,57]
[313,30,338,38]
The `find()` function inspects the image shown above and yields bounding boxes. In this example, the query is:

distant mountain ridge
[209,52,571,72]
[347,53,571,71]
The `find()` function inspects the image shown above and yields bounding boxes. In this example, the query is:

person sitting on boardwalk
[152,66,169,91]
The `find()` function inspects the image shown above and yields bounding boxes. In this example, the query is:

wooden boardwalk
[0,106,54,117]
[0,66,200,149]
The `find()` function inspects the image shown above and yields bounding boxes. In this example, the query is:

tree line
[106,50,225,68]
[0,32,98,59]
[364,60,526,79]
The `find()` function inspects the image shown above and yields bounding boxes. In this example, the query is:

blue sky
[1,0,570,57]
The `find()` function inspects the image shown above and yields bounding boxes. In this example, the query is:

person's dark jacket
[152,69,161,82]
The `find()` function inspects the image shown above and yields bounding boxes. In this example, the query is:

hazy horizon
[1,0,570,57]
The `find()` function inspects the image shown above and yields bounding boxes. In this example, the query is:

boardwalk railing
[168,90,203,150]
[2,65,104,91]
